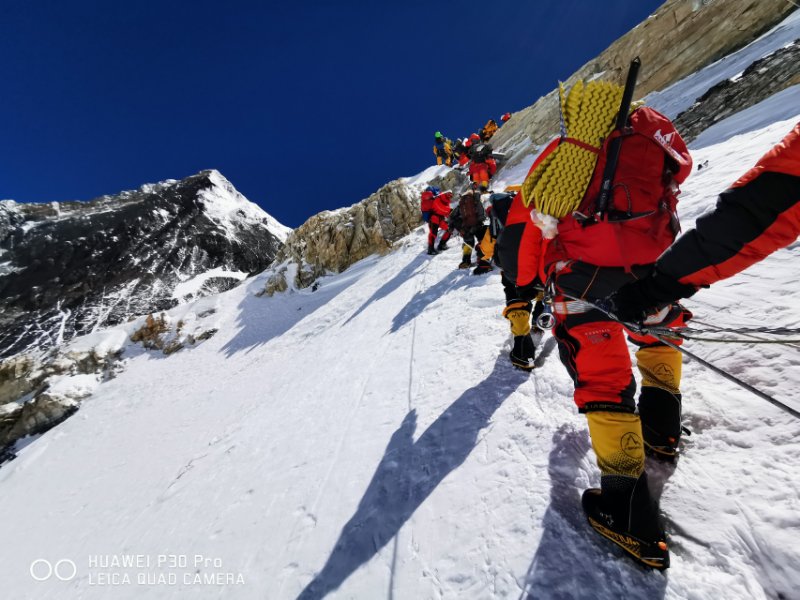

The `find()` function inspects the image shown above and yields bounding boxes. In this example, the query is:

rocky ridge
[263,179,426,295]
[674,39,800,142]
[0,170,286,457]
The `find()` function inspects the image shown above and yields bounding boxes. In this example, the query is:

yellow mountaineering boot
[503,301,535,370]
[473,229,495,275]
[582,410,669,569]
[636,345,684,461]
[459,244,472,269]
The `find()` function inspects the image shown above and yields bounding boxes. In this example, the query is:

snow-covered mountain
[0,169,289,359]
[1,6,800,600]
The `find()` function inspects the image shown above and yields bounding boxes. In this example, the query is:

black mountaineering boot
[582,473,669,570]
[584,410,669,569]
[638,387,683,462]
[472,259,493,275]
[427,244,438,256]
[504,301,534,368]
[437,240,448,252]
[510,334,536,370]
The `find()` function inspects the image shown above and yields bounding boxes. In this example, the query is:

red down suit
[497,107,693,412]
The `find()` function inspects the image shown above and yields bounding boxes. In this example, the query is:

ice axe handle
[595,57,641,216]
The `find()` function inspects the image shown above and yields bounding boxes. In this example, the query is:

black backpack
[470,143,493,163]
[488,192,514,237]
[458,193,485,230]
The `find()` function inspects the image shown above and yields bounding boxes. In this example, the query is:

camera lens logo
[30,559,77,582]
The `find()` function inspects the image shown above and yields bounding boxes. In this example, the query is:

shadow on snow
[297,355,528,599]
[343,253,430,326]
[519,426,669,600]
[219,265,364,358]
[391,268,493,333]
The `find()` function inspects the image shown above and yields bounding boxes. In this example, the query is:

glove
[606,269,699,324]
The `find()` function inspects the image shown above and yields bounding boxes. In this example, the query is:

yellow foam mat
[521,80,624,218]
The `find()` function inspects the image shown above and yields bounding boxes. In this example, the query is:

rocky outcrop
[0,299,221,456]
[428,168,470,198]
[0,170,288,359]
[263,179,421,293]
[491,0,796,155]
[674,40,800,142]
[0,346,122,452]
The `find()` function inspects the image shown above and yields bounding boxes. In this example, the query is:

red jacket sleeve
[656,122,800,288]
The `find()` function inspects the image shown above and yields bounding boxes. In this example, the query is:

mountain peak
[194,169,292,243]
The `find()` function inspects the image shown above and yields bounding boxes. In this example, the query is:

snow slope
[1,99,799,599]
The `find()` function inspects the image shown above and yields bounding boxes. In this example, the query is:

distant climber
[419,185,435,223]
[433,132,453,166]
[470,191,502,275]
[468,142,497,192]
[448,189,488,269]
[501,112,511,124]
[483,187,546,369]
[479,119,499,142]
[421,186,452,255]
[452,138,470,167]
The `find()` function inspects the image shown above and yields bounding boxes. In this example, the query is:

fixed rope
[556,292,800,420]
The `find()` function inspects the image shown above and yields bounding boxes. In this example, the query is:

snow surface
[1,104,799,599]
[401,164,451,187]
[45,373,102,402]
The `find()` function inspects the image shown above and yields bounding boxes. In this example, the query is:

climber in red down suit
[420,186,452,255]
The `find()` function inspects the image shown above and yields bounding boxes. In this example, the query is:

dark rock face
[0,170,287,358]
[674,40,800,142]
[428,168,469,198]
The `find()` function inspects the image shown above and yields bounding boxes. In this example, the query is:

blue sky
[1,0,664,227]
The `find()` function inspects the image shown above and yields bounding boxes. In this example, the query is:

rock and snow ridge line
[0,169,291,241]
[0,168,289,358]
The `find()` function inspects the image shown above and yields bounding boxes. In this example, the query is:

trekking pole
[595,57,641,217]
[561,292,800,420]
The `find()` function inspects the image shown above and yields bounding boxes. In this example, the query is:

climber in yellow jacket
[433,131,453,166]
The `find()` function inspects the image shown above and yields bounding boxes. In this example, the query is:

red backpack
[548,106,692,270]
[420,190,435,213]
